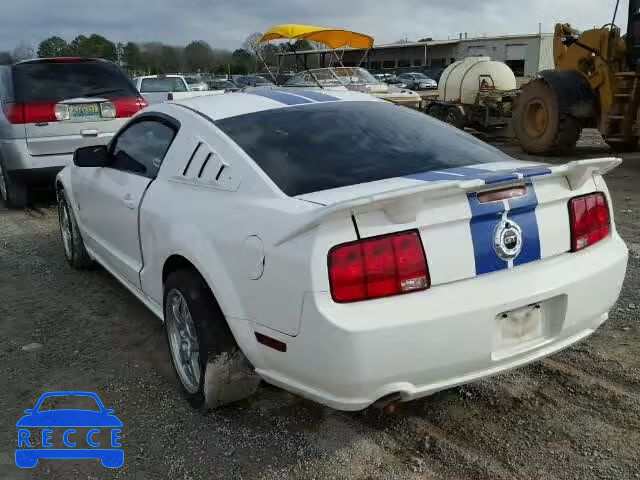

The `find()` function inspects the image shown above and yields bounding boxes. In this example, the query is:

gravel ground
[0,130,638,480]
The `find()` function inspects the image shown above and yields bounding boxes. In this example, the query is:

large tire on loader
[513,79,582,155]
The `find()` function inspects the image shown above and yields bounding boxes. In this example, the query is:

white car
[55,88,628,411]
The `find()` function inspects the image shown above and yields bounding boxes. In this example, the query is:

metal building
[278,33,554,78]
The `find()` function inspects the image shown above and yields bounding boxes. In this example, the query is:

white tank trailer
[424,56,519,131]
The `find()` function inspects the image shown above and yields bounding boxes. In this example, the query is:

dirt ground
[0,130,639,480]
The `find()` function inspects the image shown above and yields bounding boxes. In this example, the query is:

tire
[513,79,582,155]
[0,160,28,208]
[443,106,467,129]
[57,190,93,269]
[425,103,442,119]
[163,269,259,408]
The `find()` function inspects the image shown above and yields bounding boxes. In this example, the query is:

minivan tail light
[569,193,610,252]
[4,101,57,124]
[112,97,147,118]
[328,230,430,303]
[3,102,25,124]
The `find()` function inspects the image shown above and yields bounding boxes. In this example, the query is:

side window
[110,120,176,178]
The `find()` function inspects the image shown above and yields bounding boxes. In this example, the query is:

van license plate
[69,103,100,120]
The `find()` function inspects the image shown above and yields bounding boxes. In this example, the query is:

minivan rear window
[140,77,188,93]
[215,101,512,196]
[13,60,137,102]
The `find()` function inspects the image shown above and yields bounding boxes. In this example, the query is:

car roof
[170,88,381,121]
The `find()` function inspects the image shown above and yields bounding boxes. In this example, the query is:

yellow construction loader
[513,0,640,154]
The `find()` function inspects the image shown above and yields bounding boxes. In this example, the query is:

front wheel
[513,79,581,155]
[164,270,260,408]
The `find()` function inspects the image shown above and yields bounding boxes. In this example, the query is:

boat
[256,24,423,109]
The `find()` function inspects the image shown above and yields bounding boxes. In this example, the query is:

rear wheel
[0,160,28,208]
[513,79,582,155]
[164,269,260,408]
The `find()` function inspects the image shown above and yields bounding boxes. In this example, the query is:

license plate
[493,303,546,359]
[69,103,100,120]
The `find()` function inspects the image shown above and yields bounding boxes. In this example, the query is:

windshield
[285,67,381,87]
[253,76,270,84]
[140,77,188,93]
[412,73,428,79]
[216,101,510,196]
[184,77,199,84]
[14,61,137,102]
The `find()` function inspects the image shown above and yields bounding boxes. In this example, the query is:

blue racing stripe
[245,89,314,105]
[517,167,552,178]
[467,182,541,275]
[483,173,520,184]
[508,187,541,266]
[467,193,508,275]
[284,89,341,102]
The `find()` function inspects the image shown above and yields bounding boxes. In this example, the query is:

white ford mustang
[55,88,628,411]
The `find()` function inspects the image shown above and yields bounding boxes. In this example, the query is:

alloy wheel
[166,289,201,393]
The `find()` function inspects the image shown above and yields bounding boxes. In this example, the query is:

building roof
[278,33,554,56]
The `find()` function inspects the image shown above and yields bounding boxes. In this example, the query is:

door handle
[122,193,135,209]
[81,129,99,137]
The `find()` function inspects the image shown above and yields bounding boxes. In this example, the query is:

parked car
[422,67,445,83]
[132,75,190,105]
[0,57,146,207]
[206,79,240,92]
[398,72,438,90]
[56,89,627,412]
[384,75,408,88]
[184,76,209,91]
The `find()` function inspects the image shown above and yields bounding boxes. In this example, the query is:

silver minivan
[0,58,147,207]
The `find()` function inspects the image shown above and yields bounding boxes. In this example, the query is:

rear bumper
[0,139,71,180]
[252,235,628,410]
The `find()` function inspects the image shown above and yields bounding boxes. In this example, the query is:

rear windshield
[215,101,511,196]
[140,77,188,93]
[13,60,137,102]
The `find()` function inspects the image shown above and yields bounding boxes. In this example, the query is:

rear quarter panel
[138,105,347,336]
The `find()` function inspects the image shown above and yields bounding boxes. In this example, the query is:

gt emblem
[493,220,523,261]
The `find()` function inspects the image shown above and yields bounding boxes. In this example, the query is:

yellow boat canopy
[259,24,374,50]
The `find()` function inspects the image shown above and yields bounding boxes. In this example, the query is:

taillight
[3,102,25,124]
[569,193,610,252]
[328,230,430,303]
[3,101,57,124]
[112,97,147,118]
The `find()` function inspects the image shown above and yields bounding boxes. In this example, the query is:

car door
[78,117,178,289]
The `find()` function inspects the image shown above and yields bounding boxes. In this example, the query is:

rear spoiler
[275,157,621,246]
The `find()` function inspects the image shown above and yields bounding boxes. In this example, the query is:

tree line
[0,34,315,76]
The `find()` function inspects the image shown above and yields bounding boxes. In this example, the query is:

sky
[1,0,630,52]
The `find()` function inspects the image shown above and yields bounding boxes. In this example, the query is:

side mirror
[73,145,110,168]
[23,409,34,414]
